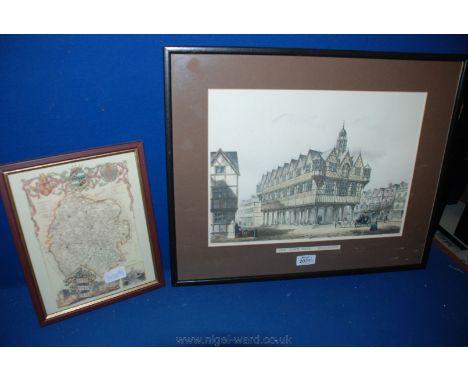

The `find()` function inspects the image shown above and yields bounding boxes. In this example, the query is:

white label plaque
[277,245,341,254]
[296,254,316,266]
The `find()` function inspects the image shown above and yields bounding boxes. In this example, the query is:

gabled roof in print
[321,148,336,161]
[211,149,240,175]
[338,150,354,165]
[307,149,321,156]
[273,166,282,180]
[337,151,348,162]
[257,127,372,186]
[270,169,277,182]
[306,149,321,161]
[352,152,363,166]
[277,166,285,178]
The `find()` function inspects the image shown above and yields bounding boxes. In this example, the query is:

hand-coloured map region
[21,160,147,310]
[48,195,130,277]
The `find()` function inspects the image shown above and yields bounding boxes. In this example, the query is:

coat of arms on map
[0,142,164,324]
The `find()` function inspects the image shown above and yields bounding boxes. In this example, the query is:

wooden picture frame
[0,142,164,324]
[165,46,466,285]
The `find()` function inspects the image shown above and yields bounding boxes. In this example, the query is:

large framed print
[165,46,467,285]
[0,142,164,324]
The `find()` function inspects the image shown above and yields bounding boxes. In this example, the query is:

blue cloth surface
[0,35,467,346]
[0,244,467,346]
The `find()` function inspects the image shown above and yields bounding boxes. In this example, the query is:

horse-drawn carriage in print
[354,214,370,227]
[235,223,257,238]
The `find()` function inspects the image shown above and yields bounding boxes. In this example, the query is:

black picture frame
[164,46,467,286]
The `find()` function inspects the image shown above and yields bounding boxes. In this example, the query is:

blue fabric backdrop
[0,35,467,346]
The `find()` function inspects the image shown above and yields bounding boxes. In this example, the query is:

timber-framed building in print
[256,126,371,226]
[209,149,239,237]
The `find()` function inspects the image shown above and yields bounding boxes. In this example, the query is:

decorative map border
[21,161,133,238]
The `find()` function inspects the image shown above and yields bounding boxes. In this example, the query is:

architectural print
[257,126,371,228]
[208,89,426,246]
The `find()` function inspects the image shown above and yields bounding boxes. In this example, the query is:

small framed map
[0,142,164,324]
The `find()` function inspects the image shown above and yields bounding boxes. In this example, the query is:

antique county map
[21,161,148,310]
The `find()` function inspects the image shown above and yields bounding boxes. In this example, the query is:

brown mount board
[165,47,467,285]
